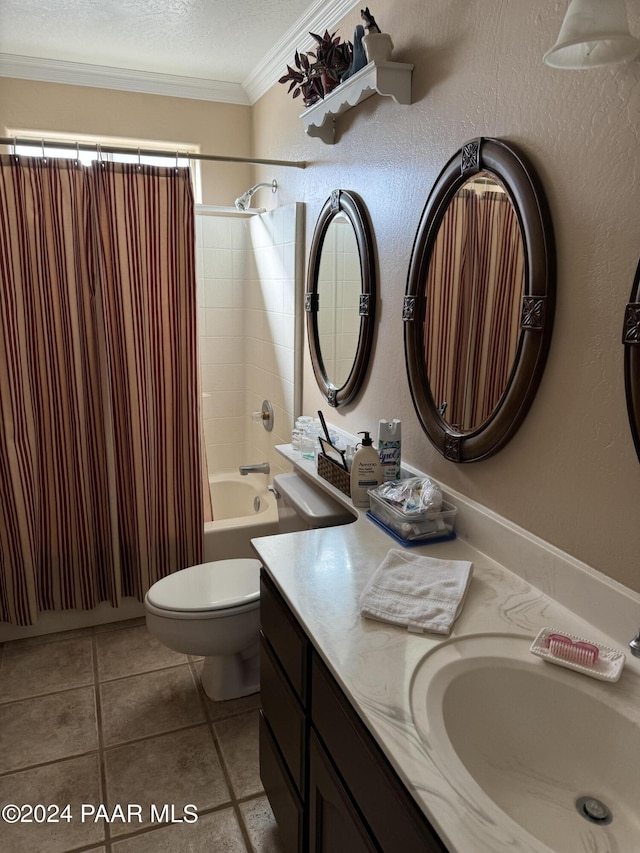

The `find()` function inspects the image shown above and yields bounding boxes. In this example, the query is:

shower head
[234,179,278,211]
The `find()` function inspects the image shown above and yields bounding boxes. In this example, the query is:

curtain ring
[96,143,103,165]
[76,140,80,165]
[137,147,142,171]
[41,138,46,162]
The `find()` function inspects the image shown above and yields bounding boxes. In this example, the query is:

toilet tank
[274,473,356,530]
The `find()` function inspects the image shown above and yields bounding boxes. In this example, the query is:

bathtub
[203,471,280,562]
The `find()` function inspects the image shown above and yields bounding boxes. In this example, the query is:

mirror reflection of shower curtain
[0,156,202,626]
[424,190,524,432]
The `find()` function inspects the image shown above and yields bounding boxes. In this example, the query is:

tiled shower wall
[196,204,303,478]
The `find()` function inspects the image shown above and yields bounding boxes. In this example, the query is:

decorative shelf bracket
[301,60,414,145]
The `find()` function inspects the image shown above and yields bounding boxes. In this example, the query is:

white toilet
[145,473,354,702]
[145,558,261,702]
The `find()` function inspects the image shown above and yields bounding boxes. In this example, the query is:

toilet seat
[145,558,261,618]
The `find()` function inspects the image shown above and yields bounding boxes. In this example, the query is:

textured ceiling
[0,0,318,84]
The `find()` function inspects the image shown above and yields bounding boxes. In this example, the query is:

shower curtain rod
[0,137,306,169]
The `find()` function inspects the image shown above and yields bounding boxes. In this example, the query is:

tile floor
[0,618,285,853]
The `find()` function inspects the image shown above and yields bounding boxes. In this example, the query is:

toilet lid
[146,559,261,613]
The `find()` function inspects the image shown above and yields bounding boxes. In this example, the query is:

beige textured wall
[252,0,640,592]
[0,77,253,204]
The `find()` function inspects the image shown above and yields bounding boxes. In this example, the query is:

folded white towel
[359,549,473,635]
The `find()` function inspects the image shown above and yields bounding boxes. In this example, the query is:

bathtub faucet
[239,462,270,476]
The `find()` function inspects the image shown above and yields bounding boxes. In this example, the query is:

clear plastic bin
[368,491,457,542]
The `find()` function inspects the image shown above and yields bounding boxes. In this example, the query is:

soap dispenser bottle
[350,432,382,507]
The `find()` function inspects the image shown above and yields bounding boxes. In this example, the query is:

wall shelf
[300,60,414,145]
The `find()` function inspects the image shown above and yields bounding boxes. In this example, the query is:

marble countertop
[251,445,640,853]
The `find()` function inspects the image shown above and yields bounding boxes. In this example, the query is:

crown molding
[0,53,250,105]
[0,0,359,107]
[243,0,360,104]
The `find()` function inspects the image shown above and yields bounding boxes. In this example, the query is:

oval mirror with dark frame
[623,261,640,460]
[306,189,376,407]
[404,137,556,462]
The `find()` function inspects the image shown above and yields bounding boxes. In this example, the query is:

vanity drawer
[311,653,447,853]
[259,712,304,853]
[260,635,306,793]
[260,571,309,705]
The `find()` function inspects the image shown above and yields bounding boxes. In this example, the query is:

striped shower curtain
[0,156,203,625]
[424,189,524,432]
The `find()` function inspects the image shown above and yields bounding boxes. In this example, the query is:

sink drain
[576,796,613,825]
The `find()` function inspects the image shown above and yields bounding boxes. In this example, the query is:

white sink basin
[410,633,640,853]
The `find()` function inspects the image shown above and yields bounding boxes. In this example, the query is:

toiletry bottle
[350,432,382,507]
[378,419,402,481]
[344,445,355,471]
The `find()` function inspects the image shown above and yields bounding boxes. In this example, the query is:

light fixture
[544,0,640,69]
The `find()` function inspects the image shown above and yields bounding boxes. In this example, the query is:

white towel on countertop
[359,549,473,635]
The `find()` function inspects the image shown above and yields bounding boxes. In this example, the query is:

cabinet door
[260,636,306,793]
[259,713,304,853]
[260,571,309,704]
[311,654,447,853]
[309,730,379,853]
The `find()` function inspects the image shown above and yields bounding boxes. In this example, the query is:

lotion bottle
[350,432,382,507]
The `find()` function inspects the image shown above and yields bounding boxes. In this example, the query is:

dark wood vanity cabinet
[259,572,309,853]
[259,571,448,853]
[308,729,378,853]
